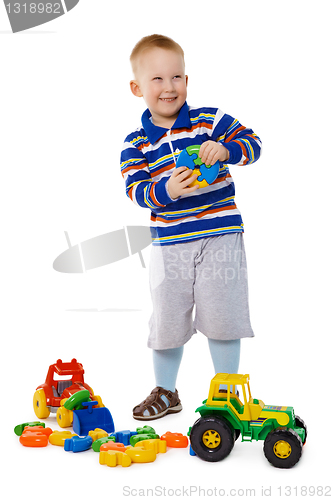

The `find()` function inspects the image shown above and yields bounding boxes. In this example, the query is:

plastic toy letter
[4,0,80,34]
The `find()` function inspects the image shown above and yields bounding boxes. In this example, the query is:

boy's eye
[153,77,162,80]
[173,75,181,79]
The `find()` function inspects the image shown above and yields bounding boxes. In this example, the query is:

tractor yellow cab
[206,373,264,421]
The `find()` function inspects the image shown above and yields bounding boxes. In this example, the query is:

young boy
[121,34,262,420]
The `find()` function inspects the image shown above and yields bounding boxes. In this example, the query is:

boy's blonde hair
[130,34,184,75]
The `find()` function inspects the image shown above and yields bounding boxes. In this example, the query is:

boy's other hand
[199,140,230,165]
[167,167,199,199]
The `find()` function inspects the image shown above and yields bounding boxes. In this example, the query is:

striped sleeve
[120,137,172,209]
[211,109,262,166]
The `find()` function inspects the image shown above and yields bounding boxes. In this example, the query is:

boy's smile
[130,47,188,129]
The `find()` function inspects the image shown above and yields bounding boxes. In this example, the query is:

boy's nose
[164,79,176,92]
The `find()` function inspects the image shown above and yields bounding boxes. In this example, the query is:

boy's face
[130,47,188,129]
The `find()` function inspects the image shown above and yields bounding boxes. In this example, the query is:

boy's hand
[199,140,230,165]
[167,167,199,199]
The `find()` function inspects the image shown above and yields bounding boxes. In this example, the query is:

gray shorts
[148,233,254,349]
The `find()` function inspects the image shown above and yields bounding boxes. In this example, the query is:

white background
[1,0,332,498]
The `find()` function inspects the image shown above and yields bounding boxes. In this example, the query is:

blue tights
[153,338,241,393]
[144,339,240,416]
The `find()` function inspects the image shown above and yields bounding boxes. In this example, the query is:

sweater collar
[141,101,191,144]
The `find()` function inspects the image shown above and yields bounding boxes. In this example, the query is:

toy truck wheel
[33,389,50,419]
[56,407,73,428]
[263,428,302,469]
[295,415,307,444]
[190,416,235,462]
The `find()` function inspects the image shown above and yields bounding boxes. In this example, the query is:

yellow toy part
[248,398,265,420]
[56,406,73,428]
[89,428,109,442]
[207,374,249,419]
[88,387,105,408]
[273,439,292,459]
[134,438,167,454]
[189,168,209,189]
[49,431,77,447]
[99,450,132,468]
[207,373,266,422]
[92,395,105,408]
[33,389,51,419]
[125,439,166,463]
[202,429,221,449]
[125,446,156,464]
[258,410,290,427]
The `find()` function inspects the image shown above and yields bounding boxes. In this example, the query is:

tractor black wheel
[190,415,235,462]
[264,428,303,469]
[295,415,307,444]
[234,429,241,441]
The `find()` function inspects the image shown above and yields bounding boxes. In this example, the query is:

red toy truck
[33,359,103,426]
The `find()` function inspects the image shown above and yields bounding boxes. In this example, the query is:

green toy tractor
[189,374,307,469]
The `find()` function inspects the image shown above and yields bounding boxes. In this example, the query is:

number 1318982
[277,486,331,497]
[5,3,61,14]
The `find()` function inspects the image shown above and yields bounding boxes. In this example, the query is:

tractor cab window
[230,384,240,397]
[227,384,244,414]
[229,384,243,402]
[52,374,74,397]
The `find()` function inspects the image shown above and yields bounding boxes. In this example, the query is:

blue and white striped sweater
[120,102,261,245]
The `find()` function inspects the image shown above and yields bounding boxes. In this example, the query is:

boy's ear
[130,80,143,98]
[185,75,188,86]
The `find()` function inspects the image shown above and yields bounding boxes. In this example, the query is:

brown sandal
[133,387,183,421]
